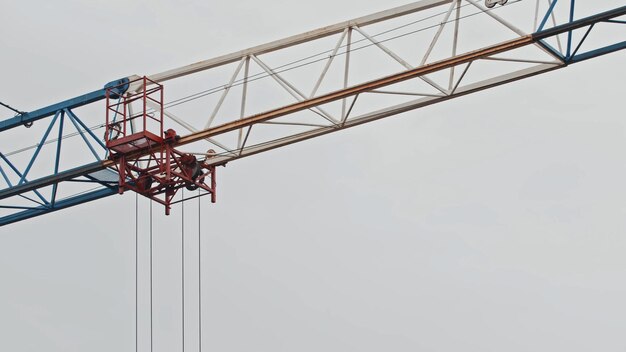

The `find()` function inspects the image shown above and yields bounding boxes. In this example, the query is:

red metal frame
[105,76,164,154]
[105,77,216,214]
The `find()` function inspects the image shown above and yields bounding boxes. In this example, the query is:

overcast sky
[1,1,625,351]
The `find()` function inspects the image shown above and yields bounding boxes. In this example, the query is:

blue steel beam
[0,187,118,226]
[0,78,129,132]
[533,6,626,40]
[569,41,626,63]
[0,160,110,200]
[537,0,560,32]
[0,90,105,132]
[0,152,50,205]
[18,111,62,185]
[567,0,575,58]
[533,5,626,63]
[50,111,65,206]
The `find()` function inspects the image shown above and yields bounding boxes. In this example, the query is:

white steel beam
[148,0,454,83]
[205,58,247,129]
[203,63,561,166]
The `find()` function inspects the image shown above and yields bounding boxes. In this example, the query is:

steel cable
[135,193,138,352]
[198,190,202,352]
[182,189,186,352]
[150,199,154,352]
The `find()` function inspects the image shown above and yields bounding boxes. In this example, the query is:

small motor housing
[485,0,508,8]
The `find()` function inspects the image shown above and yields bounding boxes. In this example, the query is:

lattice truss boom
[0,0,624,225]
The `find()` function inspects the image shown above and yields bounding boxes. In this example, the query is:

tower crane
[0,0,625,226]
[1,1,626,351]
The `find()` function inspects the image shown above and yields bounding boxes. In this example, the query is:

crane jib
[0,4,625,226]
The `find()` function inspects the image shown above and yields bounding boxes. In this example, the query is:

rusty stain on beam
[175,36,533,146]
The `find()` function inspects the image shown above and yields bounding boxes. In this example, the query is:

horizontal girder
[149,0,454,83]
[1,1,624,226]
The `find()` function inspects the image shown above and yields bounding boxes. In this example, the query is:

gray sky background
[1,1,625,351]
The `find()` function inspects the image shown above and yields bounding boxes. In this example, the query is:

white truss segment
[148,0,454,83]
[135,0,596,163]
[310,28,349,98]
[205,58,247,129]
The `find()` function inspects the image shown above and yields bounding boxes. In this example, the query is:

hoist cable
[150,199,154,352]
[182,189,186,352]
[198,190,202,352]
[135,193,138,352]
[4,123,106,157]
[0,100,25,115]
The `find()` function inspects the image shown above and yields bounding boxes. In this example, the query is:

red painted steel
[105,77,217,214]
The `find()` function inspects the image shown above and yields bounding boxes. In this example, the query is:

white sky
[1,1,625,351]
